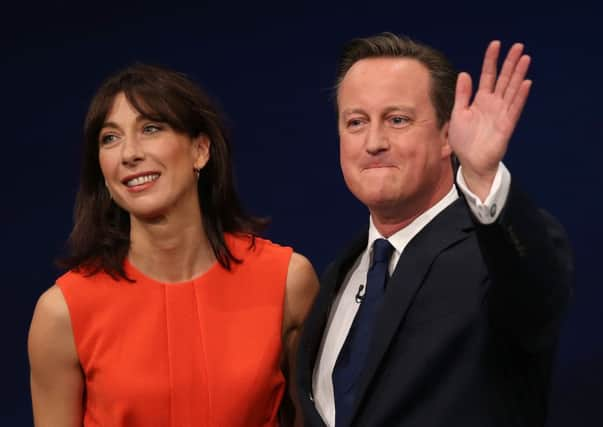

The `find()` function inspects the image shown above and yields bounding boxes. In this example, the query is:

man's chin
[364,197,406,217]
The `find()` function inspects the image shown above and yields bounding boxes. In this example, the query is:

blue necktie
[332,238,394,426]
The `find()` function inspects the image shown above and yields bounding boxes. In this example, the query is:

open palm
[449,41,532,194]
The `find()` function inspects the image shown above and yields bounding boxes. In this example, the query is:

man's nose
[365,123,389,155]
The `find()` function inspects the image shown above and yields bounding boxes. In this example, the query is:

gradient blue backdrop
[3,1,600,425]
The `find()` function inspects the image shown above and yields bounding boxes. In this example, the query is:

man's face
[337,57,453,221]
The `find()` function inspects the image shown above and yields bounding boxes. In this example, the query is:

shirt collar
[367,185,459,259]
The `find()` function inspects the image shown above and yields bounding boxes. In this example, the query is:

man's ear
[440,121,452,158]
[193,134,211,170]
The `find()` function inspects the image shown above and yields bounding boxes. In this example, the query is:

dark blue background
[4,1,600,425]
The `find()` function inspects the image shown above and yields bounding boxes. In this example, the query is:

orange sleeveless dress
[56,234,292,427]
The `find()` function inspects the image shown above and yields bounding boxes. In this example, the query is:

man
[297,33,572,427]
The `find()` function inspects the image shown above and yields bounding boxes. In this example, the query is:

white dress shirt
[312,163,511,426]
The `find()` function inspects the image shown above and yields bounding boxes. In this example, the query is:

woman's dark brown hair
[60,63,266,279]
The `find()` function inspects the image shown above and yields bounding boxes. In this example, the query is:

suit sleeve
[471,180,574,353]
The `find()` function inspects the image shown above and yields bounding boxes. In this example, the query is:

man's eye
[347,119,364,128]
[389,116,410,126]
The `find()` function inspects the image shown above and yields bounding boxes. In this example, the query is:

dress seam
[163,285,174,427]
[193,283,213,425]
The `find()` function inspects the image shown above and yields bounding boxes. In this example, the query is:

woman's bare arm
[28,285,84,427]
[282,253,319,427]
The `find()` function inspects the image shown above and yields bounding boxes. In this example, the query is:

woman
[28,64,318,426]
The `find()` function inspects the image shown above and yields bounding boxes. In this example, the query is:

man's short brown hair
[335,32,457,128]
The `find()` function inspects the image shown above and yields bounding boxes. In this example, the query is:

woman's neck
[128,210,215,284]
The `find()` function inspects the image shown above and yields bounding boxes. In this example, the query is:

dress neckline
[123,257,222,287]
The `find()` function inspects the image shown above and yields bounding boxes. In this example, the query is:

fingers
[508,79,532,124]
[454,72,473,110]
[478,41,501,92]
[503,54,531,103]
[478,41,531,100]
[494,43,525,96]
[465,40,532,121]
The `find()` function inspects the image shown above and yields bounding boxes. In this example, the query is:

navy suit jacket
[297,182,573,427]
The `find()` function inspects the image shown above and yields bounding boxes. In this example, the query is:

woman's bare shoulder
[28,285,78,366]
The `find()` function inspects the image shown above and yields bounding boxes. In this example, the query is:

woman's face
[98,93,209,220]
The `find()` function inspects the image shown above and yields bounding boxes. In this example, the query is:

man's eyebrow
[382,105,416,115]
[341,108,367,117]
[341,105,416,117]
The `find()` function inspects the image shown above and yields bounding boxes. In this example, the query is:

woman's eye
[100,134,118,145]
[143,124,161,134]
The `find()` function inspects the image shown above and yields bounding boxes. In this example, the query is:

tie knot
[372,238,394,266]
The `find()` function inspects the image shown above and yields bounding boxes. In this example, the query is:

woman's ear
[192,134,211,171]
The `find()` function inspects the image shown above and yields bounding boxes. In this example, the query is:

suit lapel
[350,199,474,422]
[306,230,369,370]
[298,231,368,427]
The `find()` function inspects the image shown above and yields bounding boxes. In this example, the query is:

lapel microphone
[355,284,365,303]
